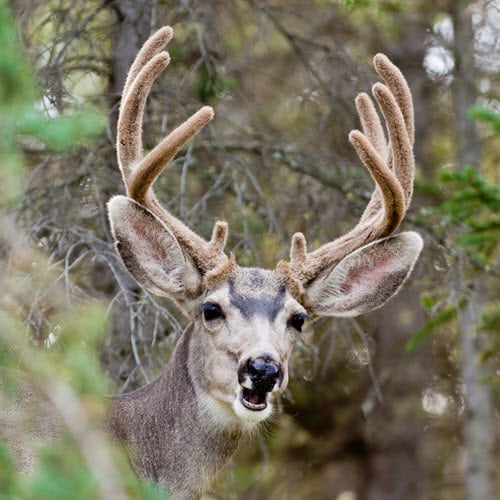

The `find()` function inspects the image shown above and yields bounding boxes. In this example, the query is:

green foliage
[408,165,499,351]
[430,166,499,267]
[342,0,404,13]
[342,0,372,9]
[416,110,500,269]
[406,304,457,352]
[0,1,35,106]
[2,443,166,500]
[469,107,500,133]
[0,257,167,498]
[0,3,164,498]
[408,110,500,352]
[0,437,166,500]
[0,0,104,205]
[478,301,500,364]
[0,441,18,496]
[17,109,104,151]
[196,69,239,103]
[22,447,99,499]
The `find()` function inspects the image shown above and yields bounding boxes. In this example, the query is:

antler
[116,26,228,273]
[289,54,415,284]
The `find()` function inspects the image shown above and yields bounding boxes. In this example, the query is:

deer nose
[240,356,282,392]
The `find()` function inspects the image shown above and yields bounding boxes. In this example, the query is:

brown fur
[107,326,246,498]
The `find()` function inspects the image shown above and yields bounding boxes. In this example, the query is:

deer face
[193,267,307,423]
[109,196,422,426]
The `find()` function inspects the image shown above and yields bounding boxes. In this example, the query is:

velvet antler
[116,26,228,273]
[288,54,415,284]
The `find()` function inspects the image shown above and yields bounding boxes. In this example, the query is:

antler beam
[289,54,415,284]
[116,27,228,273]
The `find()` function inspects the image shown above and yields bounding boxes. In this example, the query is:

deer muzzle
[238,356,283,412]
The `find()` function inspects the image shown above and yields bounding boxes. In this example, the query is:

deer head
[107,26,422,427]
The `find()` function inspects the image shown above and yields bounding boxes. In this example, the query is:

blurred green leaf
[406,306,457,352]
[16,109,105,151]
[468,107,500,133]
[0,0,104,206]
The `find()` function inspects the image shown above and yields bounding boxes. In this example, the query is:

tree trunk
[108,0,155,140]
[451,0,481,168]
[451,2,493,499]
[457,277,494,500]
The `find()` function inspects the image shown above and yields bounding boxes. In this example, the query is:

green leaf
[16,109,105,151]
[406,306,457,352]
[469,107,500,133]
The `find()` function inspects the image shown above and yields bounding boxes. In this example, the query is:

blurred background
[0,0,498,499]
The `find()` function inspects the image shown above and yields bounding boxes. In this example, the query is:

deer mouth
[240,387,269,411]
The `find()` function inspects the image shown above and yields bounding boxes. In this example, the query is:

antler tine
[128,106,215,204]
[373,54,415,207]
[354,92,387,159]
[123,27,174,102]
[373,54,414,146]
[347,89,390,231]
[117,51,171,183]
[116,27,228,272]
[354,55,415,227]
[289,54,414,284]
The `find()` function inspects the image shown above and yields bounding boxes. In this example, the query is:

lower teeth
[242,389,267,410]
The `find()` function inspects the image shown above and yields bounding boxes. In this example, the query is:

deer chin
[233,386,273,423]
[233,387,273,423]
[196,386,272,425]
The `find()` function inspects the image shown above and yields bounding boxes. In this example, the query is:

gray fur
[107,325,246,499]
[104,29,423,498]
[106,266,304,498]
[3,233,422,499]
[229,273,286,321]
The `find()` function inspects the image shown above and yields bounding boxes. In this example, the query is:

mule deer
[106,26,423,499]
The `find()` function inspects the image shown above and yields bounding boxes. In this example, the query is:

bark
[451,0,481,168]
[457,277,494,500]
[451,2,494,499]
[108,0,156,140]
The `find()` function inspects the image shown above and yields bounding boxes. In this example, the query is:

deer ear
[107,196,202,298]
[305,232,423,317]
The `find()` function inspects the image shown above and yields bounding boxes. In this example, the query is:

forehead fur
[203,258,304,305]
[230,267,284,295]
[228,268,287,321]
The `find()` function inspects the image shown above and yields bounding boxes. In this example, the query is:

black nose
[241,356,282,393]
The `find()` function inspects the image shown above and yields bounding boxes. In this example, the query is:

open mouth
[240,387,269,411]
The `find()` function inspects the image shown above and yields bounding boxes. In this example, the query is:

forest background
[0,0,499,499]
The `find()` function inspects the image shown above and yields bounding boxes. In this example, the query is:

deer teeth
[240,388,268,411]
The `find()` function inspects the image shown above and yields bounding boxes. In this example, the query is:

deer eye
[201,303,225,321]
[288,313,309,332]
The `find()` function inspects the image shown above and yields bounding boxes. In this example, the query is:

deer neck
[108,322,246,498]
